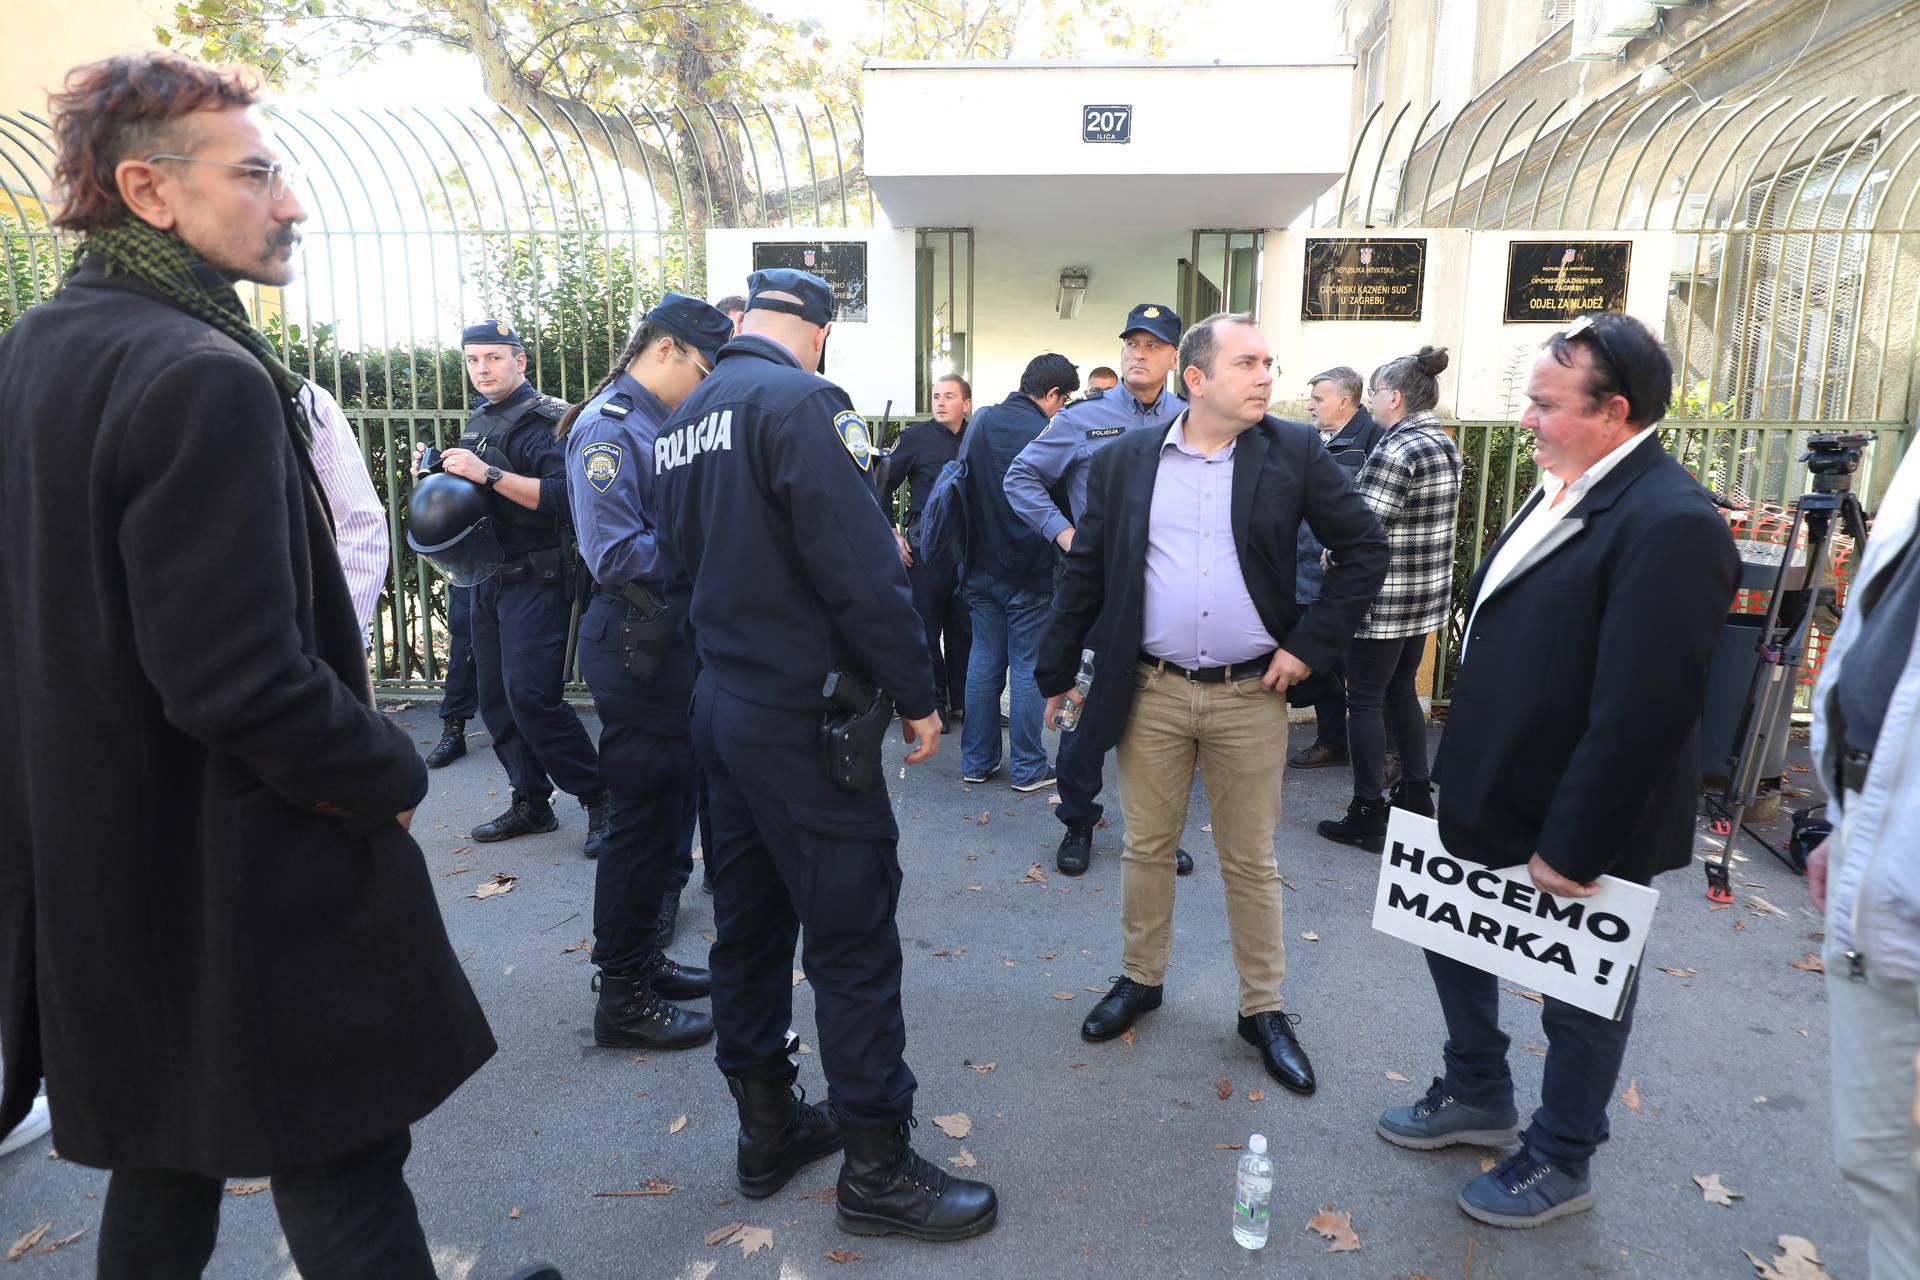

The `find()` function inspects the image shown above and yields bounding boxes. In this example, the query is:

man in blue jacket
[960,353,1080,791]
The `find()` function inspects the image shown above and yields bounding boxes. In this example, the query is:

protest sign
[1370,810,1658,1020]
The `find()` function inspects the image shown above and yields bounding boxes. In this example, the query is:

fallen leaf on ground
[1216,1077,1233,1101]
[443,865,472,877]
[1002,958,1016,968]
[798,1187,837,1203]
[734,1226,774,1258]
[592,1177,676,1197]
[1018,862,1048,884]
[561,938,590,954]
[1083,985,1106,993]
[1047,795,1062,805]
[792,969,807,987]
[948,1149,980,1169]
[1039,952,1059,960]
[31,1229,85,1256]
[1479,1154,1498,1172]
[1247,1090,1265,1102]
[1301,931,1320,942]
[1710,902,1733,912]
[450,845,471,856]
[1305,1204,1361,1252]
[225,1180,271,1196]
[1502,987,1545,1003]
[968,886,983,892]
[1694,1173,1744,1207]
[933,1113,972,1139]
[1621,1080,1643,1112]
[823,1249,862,1264]
[1520,1043,1548,1057]
[1051,991,1077,1001]
[1734,920,1748,933]
[1120,1028,1138,1047]
[1200,823,1213,833]
[1280,875,1298,891]
[1747,895,1789,918]
[471,872,517,900]
[508,1207,521,1219]
[966,1060,997,1074]
[1745,1234,1831,1280]
[1386,1071,1411,1082]
[669,1114,688,1134]
[6,1224,50,1263]
[1661,967,1697,977]
[977,810,991,825]
[931,948,965,957]
[705,1222,744,1246]
[1215,1142,1244,1150]
[1788,953,1824,973]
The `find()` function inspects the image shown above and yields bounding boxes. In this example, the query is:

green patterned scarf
[77,218,312,446]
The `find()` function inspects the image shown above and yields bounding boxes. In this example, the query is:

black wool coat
[1433,434,1741,885]
[1035,415,1389,755]
[0,258,495,1175]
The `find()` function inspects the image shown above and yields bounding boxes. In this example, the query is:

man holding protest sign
[1376,313,1738,1228]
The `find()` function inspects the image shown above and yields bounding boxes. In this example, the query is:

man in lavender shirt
[1037,313,1387,1093]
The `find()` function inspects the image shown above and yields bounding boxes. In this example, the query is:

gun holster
[618,581,674,679]
[819,670,893,791]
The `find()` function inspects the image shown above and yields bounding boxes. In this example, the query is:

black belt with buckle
[1137,651,1271,684]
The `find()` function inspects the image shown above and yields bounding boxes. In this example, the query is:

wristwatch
[483,465,502,489]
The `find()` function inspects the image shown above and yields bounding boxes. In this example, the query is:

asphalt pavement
[0,708,1867,1279]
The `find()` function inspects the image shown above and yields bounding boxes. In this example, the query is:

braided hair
[556,321,694,438]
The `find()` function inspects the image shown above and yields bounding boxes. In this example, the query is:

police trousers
[439,584,478,722]
[691,672,916,1128]
[578,593,694,973]
[471,574,603,804]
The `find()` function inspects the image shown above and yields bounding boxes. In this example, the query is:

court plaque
[1504,241,1631,324]
[1302,238,1426,321]
[751,241,868,322]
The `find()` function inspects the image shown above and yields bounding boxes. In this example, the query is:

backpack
[915,443,973,577]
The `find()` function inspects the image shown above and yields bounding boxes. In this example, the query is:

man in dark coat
[0,53,498,1278]
[1375,313,1739,1229]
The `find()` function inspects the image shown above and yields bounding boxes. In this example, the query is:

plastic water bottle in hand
[1055,649,1096,732]
[1232,1133,1272,1249]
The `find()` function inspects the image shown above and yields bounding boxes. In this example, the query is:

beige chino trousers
[1114,660,1289,1016]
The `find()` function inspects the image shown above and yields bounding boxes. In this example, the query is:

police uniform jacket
[0,256,495,1174]
[460,380,571,560]
[654,333,936,720]
[1003,384,1184,544]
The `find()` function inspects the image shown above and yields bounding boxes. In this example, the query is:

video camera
[1802,432,1871,492]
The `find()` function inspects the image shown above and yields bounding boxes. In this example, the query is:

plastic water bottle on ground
[1232,1133,1272,1249]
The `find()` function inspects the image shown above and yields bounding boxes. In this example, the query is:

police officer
[414,321,608,855]
[557,294,734,1051]
[654,270,997,1240]
[1003,302,1194,878]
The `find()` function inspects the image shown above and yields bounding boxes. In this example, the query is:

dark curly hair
[50,52,260,232]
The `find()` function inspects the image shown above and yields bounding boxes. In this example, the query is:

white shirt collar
[1540,425,1657,508]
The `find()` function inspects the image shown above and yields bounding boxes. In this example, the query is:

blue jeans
[961,575,1051,786]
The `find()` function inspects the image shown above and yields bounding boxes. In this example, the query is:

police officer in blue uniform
[424,584,477,767]
[654,270,997,1240]
[415,320,608,855]
[1003,302,1194,878]
[560,295,736,1050]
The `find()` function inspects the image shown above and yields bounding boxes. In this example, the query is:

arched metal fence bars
[0,100,868,692]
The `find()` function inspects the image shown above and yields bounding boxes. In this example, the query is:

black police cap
[1119,303,1181,346]
[745,268,835,326]
[462,318,522,348]
[645,292,733,367]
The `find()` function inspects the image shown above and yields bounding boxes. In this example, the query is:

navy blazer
[1035,414,1388,754]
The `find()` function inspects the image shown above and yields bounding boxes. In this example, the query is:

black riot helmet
[407,470,504,585]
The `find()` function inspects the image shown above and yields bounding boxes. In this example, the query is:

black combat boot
[728,1075,844,1198]
[655,891,681,948]
[1316,795,1389,853]
[1390,778,1436,818]
[425,717,467,768]
[472,794,559,842]
[646,948,711,1000]
[582,793,610,859]
[591,970,713,1050]
[835,1120,998,1241]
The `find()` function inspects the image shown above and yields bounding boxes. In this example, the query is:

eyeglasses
[1555,313,1628,394]
[145,154,302,200]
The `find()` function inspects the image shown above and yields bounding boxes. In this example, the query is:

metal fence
[0,100,867,691]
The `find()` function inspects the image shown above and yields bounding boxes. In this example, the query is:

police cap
[745,268,835,327]
[1120,303,1181,346]
[462,318,522,348]
[645,292,733,367]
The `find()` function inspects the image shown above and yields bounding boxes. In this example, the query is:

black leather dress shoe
[1081,976,1162,1042]
[1237,1011,1316,1095]
[649,950,711,1000]
[1175,847,1194,876]
[1056,823,1092,876]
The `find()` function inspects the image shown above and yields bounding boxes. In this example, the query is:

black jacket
[1434,434,1741,885]
[0,257,494,1175]
[883,417,964,528]
[1036,415,1389,754]
[963,393,1057,594]
[1297,405,1387,603]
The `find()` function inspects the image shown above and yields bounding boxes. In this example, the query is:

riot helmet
[407,469,504,585]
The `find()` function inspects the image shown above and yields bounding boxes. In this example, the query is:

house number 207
[1082,105,1132,143]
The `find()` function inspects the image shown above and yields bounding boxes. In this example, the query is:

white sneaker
[0,1096,51,1159]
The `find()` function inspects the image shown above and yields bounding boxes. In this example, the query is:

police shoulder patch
[833,409,874,472]
[582,442,622,493]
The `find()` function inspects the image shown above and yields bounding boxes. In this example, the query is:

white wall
[966,226,1191,403]
[704,227,918,418]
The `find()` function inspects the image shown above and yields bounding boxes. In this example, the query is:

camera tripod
[1703,436,1870,903]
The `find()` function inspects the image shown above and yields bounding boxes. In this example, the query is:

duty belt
[1138,652,1272,684]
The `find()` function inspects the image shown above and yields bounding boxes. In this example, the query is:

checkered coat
[1351,410,1463,640]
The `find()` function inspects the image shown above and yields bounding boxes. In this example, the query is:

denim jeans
[961,574,1052,786]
